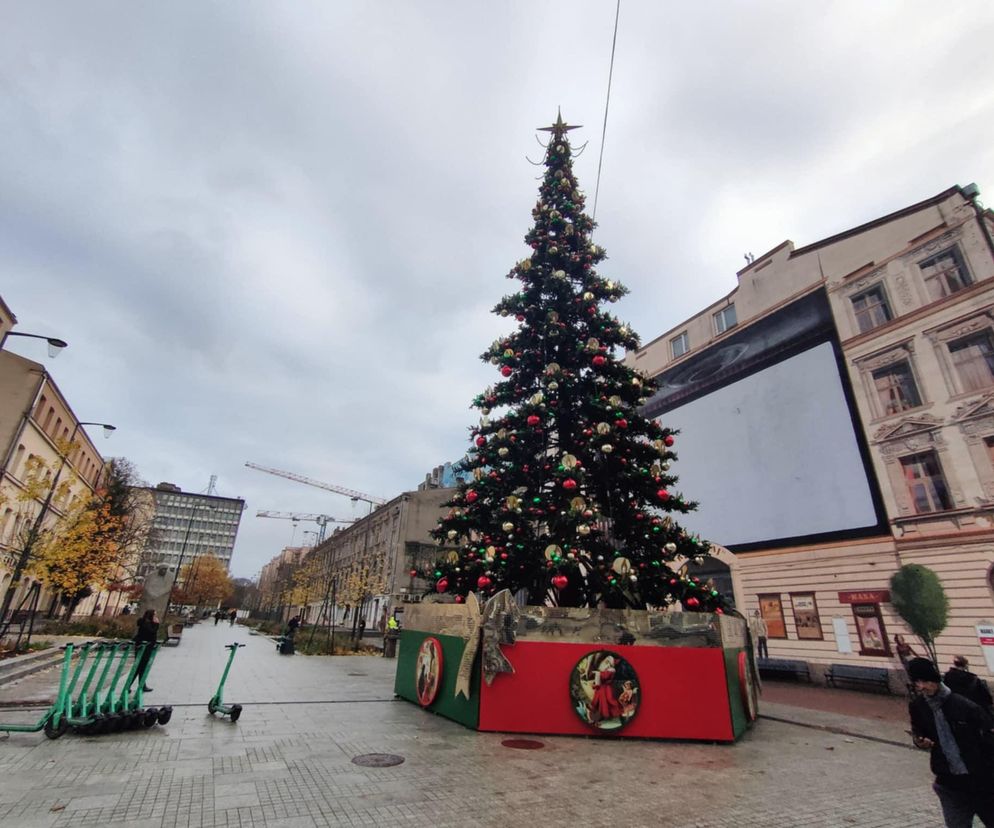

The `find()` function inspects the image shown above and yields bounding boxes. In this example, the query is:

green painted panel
[722,647,753,739]
[394,629,480,728]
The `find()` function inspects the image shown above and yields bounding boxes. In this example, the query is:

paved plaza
[0,623,943,827]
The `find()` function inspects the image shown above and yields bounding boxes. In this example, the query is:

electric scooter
[207,643,244,722]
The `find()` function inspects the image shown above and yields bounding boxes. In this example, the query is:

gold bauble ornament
[609,395,622,407]
[530,391,545,405]
[583,291,595,302]
[547,310,559,323]
[554,169,564,179]
[553,270,566,280]
[565,224,575,236]
[446,550,460,563]
[480,415,490,427]
[545,362,561,375]
[481,407,490,415]
[544,544,563,560]
[504,348,514,358]
[601,444,614,454]
[502,521,515,532]
[561,453,578,470]
[548,381,559,391]
[498,447,509,457]
[577,524,591,536]
[570,496,587,512]
[665,542,677,553]
[596,422,611,435]
[521,259,532,271]
[447,530,457,539]
[497,428,507,439]
[586,337,600,351]
[505,495,521,510]
[612,556,632,575]
[473,468,485,481]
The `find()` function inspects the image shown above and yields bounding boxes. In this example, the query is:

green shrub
[890,564,948,663]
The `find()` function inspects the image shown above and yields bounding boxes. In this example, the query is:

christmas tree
[426,113,725,614]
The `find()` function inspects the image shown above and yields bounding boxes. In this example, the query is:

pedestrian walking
[128,609,159,693]
[944,656,994,715]
[214,610,221,626]
[228,609,236,626]
[750,610,769,659]
[894,634,918,671]
[907,657,994,827]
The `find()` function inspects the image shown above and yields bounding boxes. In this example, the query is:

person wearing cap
[907,657,994,826]
[944,656,994,715]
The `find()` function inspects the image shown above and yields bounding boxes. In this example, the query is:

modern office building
[630,184,994,681]
[141,482,245,572]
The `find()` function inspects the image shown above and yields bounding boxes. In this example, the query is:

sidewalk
[0,626,938,828]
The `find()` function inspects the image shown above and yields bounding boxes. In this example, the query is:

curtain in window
[950,334,994,392]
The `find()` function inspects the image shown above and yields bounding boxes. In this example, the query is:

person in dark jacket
[129,609,160,693]
[907,657,994,827]
[944,656,994,715]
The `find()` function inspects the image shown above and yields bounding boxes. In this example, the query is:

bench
[757,657,811,683]
[825,663,891,693]
[163,623,184,647]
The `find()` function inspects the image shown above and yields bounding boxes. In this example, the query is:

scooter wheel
[90,714,108,735]
[208,697,219,715]
[108,714,125,733]
[43,715,69,740]
[229,704,242,723]
[143,708,158,728]
[157,706,173,726]
[125,711,141,730]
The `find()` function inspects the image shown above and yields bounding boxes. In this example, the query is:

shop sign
[977,623,994,673]
[838,590,890,604]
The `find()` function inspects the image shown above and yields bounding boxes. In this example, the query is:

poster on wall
[790,593,823,640]
[758,594,787,639]
[977,623,994,673]
[852,603,889,656]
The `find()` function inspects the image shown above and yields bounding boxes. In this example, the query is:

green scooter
[207,643,244,722]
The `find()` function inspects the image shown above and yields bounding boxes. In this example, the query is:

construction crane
[245,462,388,507]
[255,511,354,543]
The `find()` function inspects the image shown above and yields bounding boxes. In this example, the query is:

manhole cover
[501,739,545,750]
[351,753,405,767]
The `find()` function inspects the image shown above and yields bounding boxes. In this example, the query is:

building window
[713,305,737,335]
[948,331,994,392]
[851,285,892,333]
[900,451,952,514]
[872,361,922,416]
[671,332,689,359]
[919,246,971,302]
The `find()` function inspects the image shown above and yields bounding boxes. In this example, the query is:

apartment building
[140,482,245,572]
[630,184,994,679]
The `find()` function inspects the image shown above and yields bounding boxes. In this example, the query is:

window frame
[850,284,893,334]
[918,245,972,302]
[713,305,737,335]
[899,450,953,514]
[870,359,923,417]
[947,330,994,394]
[670,331,689,359]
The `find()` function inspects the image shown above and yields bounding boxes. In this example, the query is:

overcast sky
[3,2,994,578]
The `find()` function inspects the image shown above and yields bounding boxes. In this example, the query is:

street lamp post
[1,331,68,359]
[0,419,115,627]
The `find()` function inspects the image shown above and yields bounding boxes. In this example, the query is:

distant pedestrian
[228,609,236,626]
[907,657,994,827]
[944,656,994,715]
[750,610,769,659]
[214,611,221,626]
[894,634,918,671]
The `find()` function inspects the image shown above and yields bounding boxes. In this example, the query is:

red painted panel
[479,641,733,741]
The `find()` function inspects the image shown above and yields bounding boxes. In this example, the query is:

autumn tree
[173,555,233,611]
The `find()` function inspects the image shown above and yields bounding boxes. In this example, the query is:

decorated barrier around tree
[394,593,758,742]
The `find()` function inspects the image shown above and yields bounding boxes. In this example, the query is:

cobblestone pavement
[0,624,944,827]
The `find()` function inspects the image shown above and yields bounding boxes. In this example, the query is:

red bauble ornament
[592,355,606,366]
[562,478,577,490]
[664,435,675,446]
[715,608,724,615]
[436,578,449,593]
[465,490,479,503]
[455,595,464,604]
[552,574,568,590]
[409,569,418,577]
[526,414,541,426]
[657,489,670,500]
[616,419,628,429]
[686,597,700,608]
[477,575,492,590]
[501,366,513,377]
[475,436,486,447]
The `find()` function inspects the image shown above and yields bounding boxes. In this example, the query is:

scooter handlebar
[225,643,246,650]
